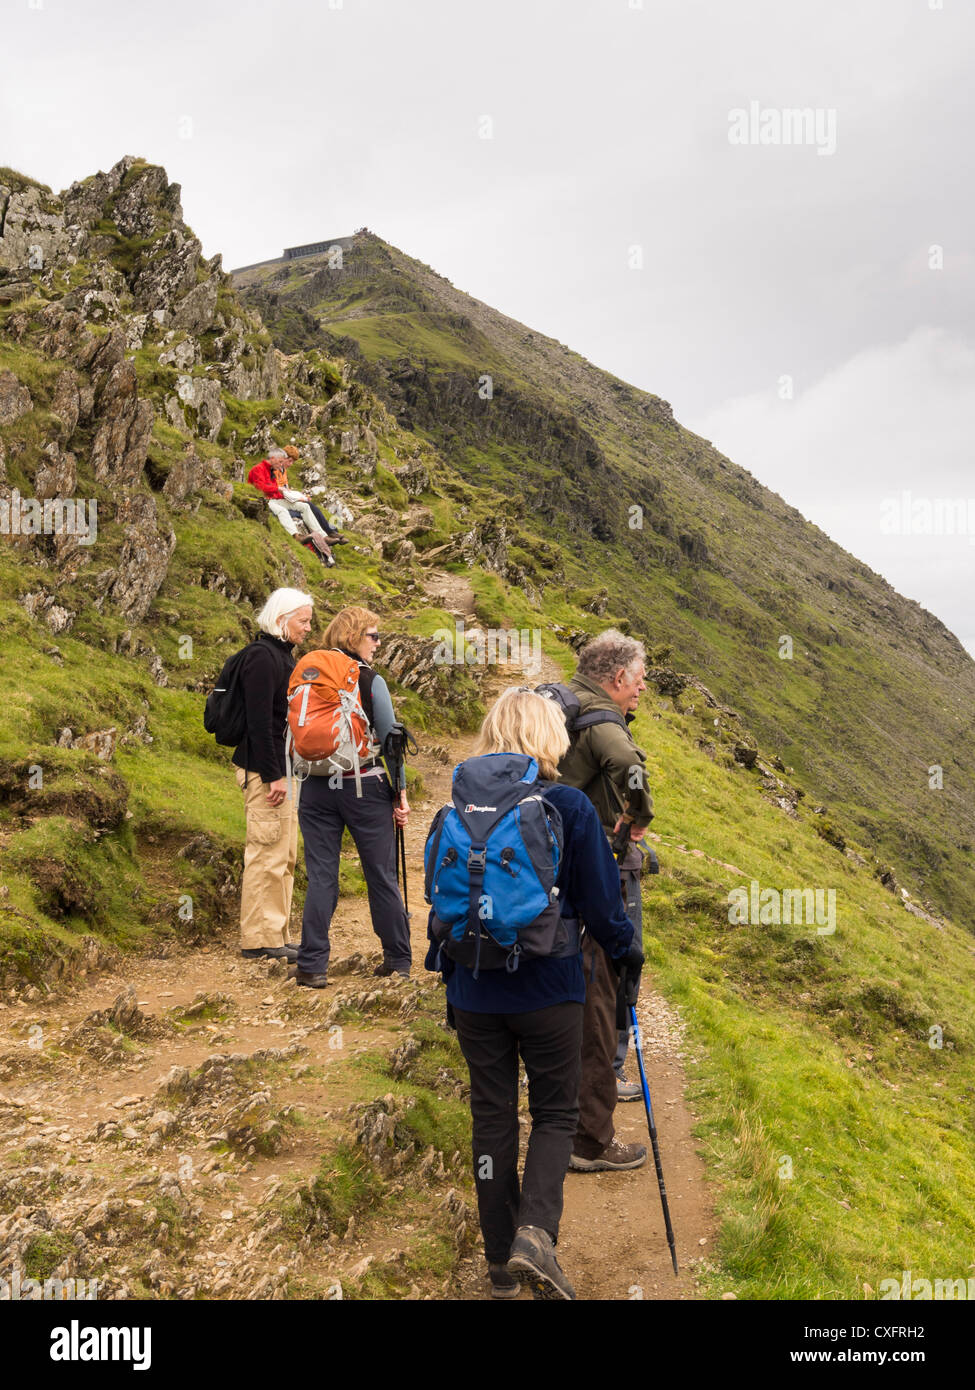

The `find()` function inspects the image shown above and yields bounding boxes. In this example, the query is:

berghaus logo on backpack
[424,754,578,976]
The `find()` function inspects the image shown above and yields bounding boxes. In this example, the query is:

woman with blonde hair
[293,606,412,987]
[423,687,642,1300]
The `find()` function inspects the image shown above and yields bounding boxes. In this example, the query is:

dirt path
[0,575,716,1300]
[400,577,716,1298]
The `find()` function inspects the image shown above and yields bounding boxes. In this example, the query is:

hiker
[553,629,654,1169]
[281,444,348,544]
[291,606,411,988]
[423,688,643,1300]
[231,587,314,963]
[247,448,343,564]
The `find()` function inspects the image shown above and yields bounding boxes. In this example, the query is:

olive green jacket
[557,673,654,833]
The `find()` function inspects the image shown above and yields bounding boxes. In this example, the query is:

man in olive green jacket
[558,630,654,1172]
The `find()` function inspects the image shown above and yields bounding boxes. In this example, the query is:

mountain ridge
[233,229,975,925]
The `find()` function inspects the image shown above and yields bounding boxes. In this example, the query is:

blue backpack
[423,752,580,976]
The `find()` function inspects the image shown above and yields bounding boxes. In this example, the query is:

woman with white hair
[247,449,337,561]
[231,587,314,961]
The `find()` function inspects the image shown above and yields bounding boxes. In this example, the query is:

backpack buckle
[467,847,487,872]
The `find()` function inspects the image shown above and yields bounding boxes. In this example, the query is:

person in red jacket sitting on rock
[247,449,346,559]
[281,444,348,544]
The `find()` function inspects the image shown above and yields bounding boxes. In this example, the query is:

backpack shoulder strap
[573,708,628,733]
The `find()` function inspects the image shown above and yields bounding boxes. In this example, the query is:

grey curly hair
[576,629,646,684]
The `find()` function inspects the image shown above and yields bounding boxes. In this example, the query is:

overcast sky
[4,0,973,653]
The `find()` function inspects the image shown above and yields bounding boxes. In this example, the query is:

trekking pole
[383,723,417,921]
[629,1002,679,1275]
[397,819,410,921]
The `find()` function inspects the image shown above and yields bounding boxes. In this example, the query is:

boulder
[173,374,224,441]
[90,360,154,484]
[0,371,32,425]
[73,728,118,762]
[34,441,77,502]
[171,273,219,335]
[50,368,81,442]
[163,449,218,507]
[131,227,199,315]
[158,338,198,370]
[394,458,430,497]
[125,313,150,349]
[104,493,176,621]
[0,184,85,272]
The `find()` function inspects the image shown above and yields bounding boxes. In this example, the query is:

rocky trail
[0,570,715,1301]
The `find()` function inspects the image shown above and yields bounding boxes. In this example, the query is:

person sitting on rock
[247,449,345,553]
[281,444,348,544]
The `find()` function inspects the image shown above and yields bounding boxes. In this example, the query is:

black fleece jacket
[231,633,296,783]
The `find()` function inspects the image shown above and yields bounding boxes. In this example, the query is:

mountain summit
[233,231,975,924]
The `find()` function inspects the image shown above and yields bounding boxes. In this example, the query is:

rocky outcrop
[130,227,199,315]
[162,448,219,508]
[171,373,224,441]
[0,371,31,425]
[102,493,176,621]
[50,368,81,442]
[170,264,221,335]
[0,181,86,272]
[34,441,77,500]
[90,360,155,484]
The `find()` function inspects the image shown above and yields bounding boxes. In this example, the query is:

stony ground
[0,574,715,1301]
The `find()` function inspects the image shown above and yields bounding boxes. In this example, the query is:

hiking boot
[373,962,410,979]
[569,1139,647,1172]
[293,526,311,542]
[616,1075,642,1102]
[487,1263,521,1300]
[506,1226,576,1301]
[241,945,298,963]
[293,970,327,988]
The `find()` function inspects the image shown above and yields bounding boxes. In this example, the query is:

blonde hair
[471,688,570,781]
[322,605,380,653]
[255,587,314,639]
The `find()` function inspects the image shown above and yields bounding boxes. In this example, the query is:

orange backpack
[286,649,379,795]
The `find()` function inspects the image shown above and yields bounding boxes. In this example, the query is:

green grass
[628,690,975,1299]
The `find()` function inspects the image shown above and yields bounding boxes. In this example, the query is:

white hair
[256,587,314,638]
[267,448,288,460]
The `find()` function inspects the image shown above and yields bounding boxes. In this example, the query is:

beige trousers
[236,767,299,949]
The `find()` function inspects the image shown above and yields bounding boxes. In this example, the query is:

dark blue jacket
[423,781,634,1013]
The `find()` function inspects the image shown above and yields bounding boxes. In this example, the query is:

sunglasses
[365,631,381,642]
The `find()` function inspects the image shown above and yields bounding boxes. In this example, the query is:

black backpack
[204,645,252,747]
[535,682,627,740]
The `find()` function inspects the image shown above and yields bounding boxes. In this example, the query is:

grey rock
[0,371,32,425]
[34,441,77,500]
[105,493,176,622]
[90,361,154,485]
[51,368,81,442]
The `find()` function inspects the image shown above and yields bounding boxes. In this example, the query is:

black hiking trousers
[297,773,411,976]
[452,1001,583,1265]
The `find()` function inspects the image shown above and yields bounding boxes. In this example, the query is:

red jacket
[248,460,288,500]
